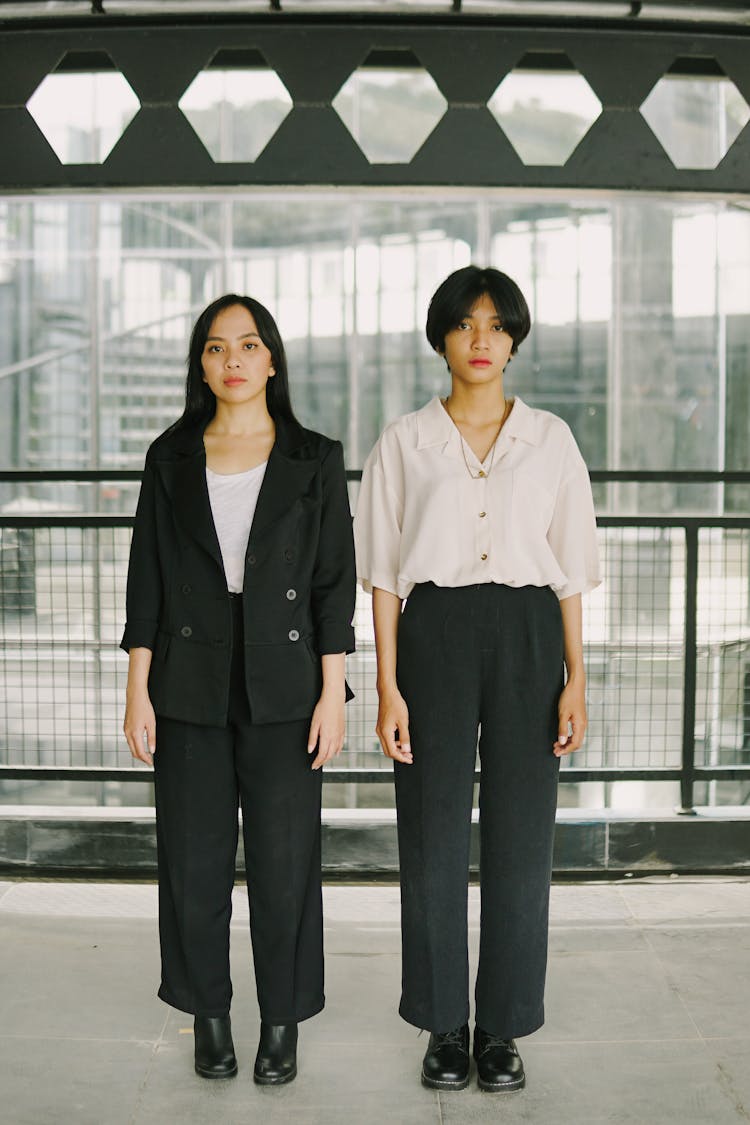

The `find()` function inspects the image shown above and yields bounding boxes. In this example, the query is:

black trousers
[394,582,563,1038]
[153,595,324,1023]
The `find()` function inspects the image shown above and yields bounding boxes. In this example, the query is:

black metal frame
[2,468,749,813]
[0,16,749,191]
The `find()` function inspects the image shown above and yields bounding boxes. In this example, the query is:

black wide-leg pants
[394,582,564,1038]
[153,595,324,1023]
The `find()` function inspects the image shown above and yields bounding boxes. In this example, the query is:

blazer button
[247,554,257,566]
[283,548,294,563]
[286,588,297,601]
[288,629,300,642]
[180,625,193,638]
[181,583,192,595]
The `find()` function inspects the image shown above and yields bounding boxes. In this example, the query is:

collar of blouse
[415,394,540,459]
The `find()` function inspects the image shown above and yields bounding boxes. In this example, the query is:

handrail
[2,514,749,529]
[2,469,750,484]
[1,481,749,810]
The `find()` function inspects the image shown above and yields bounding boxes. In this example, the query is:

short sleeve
[353,434,405,597]
[546,437,602,601]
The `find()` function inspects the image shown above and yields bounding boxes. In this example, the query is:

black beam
[0,21,749,190]
[3,764,750,783]
[2,470,750,484]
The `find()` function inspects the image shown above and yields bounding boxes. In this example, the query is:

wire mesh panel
[695,528,750,769]
[570,525,686,771]
[0,525,130,768]
[1,515,750,811]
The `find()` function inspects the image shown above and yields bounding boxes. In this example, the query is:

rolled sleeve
[547,445,602,601]
[120,454,162,653]
[311,441,356,655]
[120,618,159,652]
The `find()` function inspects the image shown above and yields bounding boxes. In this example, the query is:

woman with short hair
[354,265,600,1093]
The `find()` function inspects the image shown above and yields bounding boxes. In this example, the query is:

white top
[206,461,268,593]
[353,396,601,602]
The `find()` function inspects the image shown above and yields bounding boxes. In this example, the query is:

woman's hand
[553,678,587,757]
[308,687,346,770]
[124,689,156,766]
[555,594,587,757]
[376,686,413,764]
[371,589,412,764]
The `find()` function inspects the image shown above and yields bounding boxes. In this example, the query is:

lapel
[157,424,224,571]
[250,440,317,539]
[153,415,317,568]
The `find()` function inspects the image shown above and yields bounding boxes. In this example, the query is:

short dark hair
[171,293,299,434]
[425,266,531,356]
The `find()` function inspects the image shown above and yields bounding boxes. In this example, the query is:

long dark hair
[169,293,300,434]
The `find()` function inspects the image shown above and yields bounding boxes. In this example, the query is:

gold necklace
[443,398,511,480]
[458,431,496,479]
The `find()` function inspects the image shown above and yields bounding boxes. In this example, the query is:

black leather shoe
[253,1022,298,1085]
[421,1024,470,1090]
[194,1014,238,1079]
[473,1027,525,1092]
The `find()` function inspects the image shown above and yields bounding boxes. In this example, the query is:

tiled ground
[1,878,749,1124]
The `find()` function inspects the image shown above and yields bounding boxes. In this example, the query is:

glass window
[640,65,750,170]
[178,52,293,162]
[1,188,749,813]
[26,54,140,165]
[488,56,602,166]
[0,189,747,508]
[332,52,447,163]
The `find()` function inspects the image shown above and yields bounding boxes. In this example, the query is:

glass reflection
[488,69,602,165]
[178,68,293,162]
[333,66,447,163]
[26,69,140,164]
[0,192,748,505]
[640,73,750,169]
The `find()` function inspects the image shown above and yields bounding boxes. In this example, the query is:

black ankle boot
[253,1022,298,1085]
[421,1024,470,1090]
[194,1014,238,1079]
[473,1027,525,1092]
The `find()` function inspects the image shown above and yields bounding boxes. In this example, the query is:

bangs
[452,286,507,329]
[426,266,531,355]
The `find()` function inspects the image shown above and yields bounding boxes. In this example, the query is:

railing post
[678,524,699,815]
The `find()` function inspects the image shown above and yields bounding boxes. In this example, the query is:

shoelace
[476,1032,515,1057]
[435,1027,467,1047]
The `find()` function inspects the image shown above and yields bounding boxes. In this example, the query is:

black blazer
[121,415,356,727]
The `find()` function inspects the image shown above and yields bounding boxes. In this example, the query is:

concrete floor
[1,878,749,1125]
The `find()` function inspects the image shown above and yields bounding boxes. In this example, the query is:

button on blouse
[354,395,601,602]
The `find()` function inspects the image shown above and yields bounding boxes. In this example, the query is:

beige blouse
[354,395,601,602]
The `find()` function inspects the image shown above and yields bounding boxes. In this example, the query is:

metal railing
[1,469,749,814]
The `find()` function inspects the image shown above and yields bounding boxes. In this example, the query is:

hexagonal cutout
[487,52,602,166]
[26,50,140,164]
[332,49,447,163]
[640,57,750,170]
[178,48,293,163]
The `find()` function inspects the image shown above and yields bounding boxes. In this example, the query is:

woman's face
[441,292,513,387]
[201,304,275,407]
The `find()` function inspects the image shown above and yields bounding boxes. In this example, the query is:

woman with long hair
[354,265,600,1093]
[122,293,355,1085]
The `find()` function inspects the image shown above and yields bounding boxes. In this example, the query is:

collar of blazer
[151,415,319,570]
